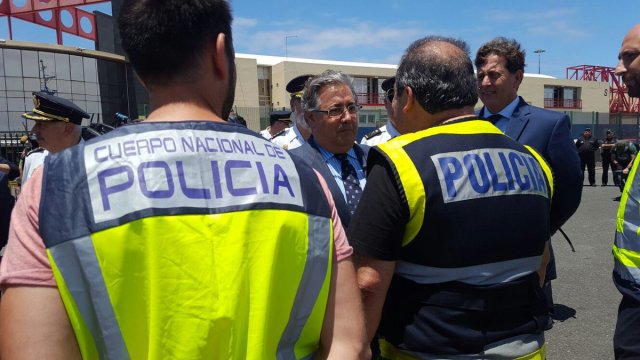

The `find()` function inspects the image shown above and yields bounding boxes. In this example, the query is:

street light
[285,35,298,58]
[534,49,546,74]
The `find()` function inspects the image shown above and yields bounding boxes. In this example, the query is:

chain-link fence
[567,111,640,142]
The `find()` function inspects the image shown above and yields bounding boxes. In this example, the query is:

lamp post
[285,35,298,58]
[534,49,546,74]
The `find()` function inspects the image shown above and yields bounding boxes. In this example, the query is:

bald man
[612,23,640,360]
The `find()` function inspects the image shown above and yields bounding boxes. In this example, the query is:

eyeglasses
[310,104,361,118]
[385,88,395,103]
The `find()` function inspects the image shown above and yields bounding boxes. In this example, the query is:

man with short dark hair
[360,77,400,146]
[0,1,368,358]
[612,23,640,360]
[352,35,553,359]
[475,37,583,325]
[290,70,369,228]
[576,127,600,186]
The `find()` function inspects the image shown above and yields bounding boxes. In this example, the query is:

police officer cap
[269,110,292,126]
[286,74,313,98]
[381,77,395,92]
[22,91,90,125]
[606,129,613,135]
[584,127,591,131]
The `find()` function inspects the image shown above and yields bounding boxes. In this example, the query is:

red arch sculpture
[0,0,110,44]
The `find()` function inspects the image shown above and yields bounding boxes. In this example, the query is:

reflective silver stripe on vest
[395,255,541,285]
[615,257,640,284]
[276,214,331,359]
[397,332,544,359]
[616,169,640,252]
[49,236,130,360]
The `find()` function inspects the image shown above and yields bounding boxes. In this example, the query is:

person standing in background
[576,127,600,186]
[601,129,618,186]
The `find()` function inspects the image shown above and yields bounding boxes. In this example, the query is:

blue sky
[1,0,639,79]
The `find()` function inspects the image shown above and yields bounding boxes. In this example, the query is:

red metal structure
[0,0,110,45]
[566,64,639,114]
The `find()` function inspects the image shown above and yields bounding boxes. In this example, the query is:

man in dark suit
[290,70,369,228]
[475,37,583,326]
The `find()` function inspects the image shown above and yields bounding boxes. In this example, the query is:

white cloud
[235,20,424,62]
[234,17,258,28]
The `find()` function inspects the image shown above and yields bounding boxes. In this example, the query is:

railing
[0,132,26,164]
[355,92,385,106]
[544,98,582,109]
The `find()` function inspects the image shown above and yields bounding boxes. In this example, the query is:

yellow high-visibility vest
[40,122,333,359]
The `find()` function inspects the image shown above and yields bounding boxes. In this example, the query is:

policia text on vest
[86,128,299,223]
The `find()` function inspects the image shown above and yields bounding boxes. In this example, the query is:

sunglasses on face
[385,88,395,103]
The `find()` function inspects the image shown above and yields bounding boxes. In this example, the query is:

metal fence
[0,132,27,164]
[566,111,640,142]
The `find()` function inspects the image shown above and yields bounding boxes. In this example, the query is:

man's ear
[63,123,75,134]
[514,69,524,88]
[213,33,229,80]
[304,112,316,128]
[402,86,415,114]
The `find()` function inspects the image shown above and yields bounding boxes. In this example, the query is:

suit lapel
[505,97,531,141]
[304,140,352,227]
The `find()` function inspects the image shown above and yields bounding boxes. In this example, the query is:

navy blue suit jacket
[289,138,370,229]
[480,97,583,233]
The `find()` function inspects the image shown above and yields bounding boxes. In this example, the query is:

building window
[257,66,271,107]
[544,86,581,109]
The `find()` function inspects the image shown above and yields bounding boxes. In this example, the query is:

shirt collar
[386,121,401,138]
[313,138,356,162]
[483,96,520,119]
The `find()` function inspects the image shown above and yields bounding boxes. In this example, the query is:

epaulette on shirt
[270,128,288,140]
[364,128,382,140]
[26,147,45,156]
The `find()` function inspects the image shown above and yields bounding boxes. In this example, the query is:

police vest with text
[39,121,334,359]
[375,119,554,357]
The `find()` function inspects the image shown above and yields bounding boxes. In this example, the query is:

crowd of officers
[0,1,639,359]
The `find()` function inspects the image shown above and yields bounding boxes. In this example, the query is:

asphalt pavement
[545,168,622,359]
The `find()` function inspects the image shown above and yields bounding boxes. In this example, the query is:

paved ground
[545,168,622,359]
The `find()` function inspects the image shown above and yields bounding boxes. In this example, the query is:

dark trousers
[580,152,596,185]
[615,296,640,359]
[602,151,613,185]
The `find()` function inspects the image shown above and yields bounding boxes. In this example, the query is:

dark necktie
[335,154,362,216]
[486,114,505,132]
[486,114,502,124]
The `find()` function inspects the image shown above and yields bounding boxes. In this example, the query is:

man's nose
[615,60,626,76]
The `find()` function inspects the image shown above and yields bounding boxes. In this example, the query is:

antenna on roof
[39,60,57,95]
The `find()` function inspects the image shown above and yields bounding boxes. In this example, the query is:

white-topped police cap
[22,91,90,125]
[381,76,395,92]
[286,74,313,98]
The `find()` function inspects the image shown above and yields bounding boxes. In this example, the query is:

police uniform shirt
[21,149,48,185]
[259,128,271,140]
[271,124,306,150]
[22,137,85,185]
[360,121,401,146]
[480,96,520,133]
